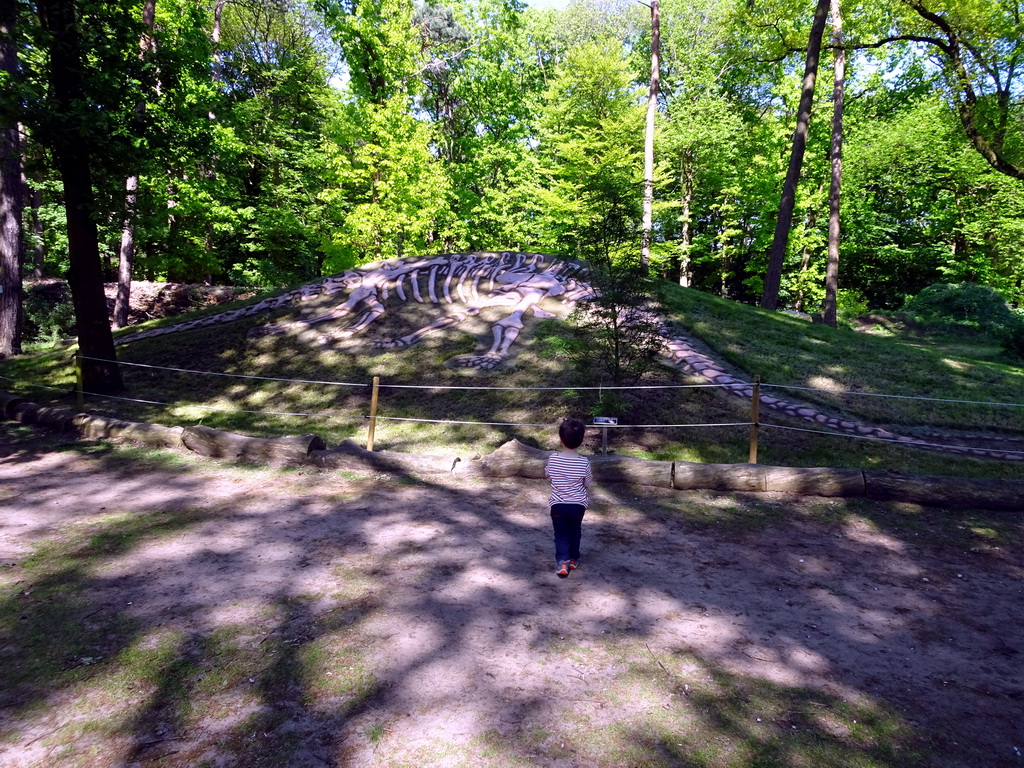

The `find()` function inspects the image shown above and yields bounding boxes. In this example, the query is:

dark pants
[550,503,585,563]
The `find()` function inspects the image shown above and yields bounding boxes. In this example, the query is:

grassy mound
[2,277,1023,480]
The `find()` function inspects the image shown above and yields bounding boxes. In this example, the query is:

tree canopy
[2,0,1022,356]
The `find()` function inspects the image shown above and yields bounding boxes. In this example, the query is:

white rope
[0,374,66,392]
[51,359,1024,407]
[77,356,369,388]
[77,357,737,391]
[76,390,363,419]
[374,382,730,391]
[762,423,1024,455]
[366,415,753,429]
[588,422,753,429]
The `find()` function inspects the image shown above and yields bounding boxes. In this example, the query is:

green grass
[2,278,1022,479]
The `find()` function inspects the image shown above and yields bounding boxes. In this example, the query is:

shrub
[23,283,77,347]
[1002,310,1024,361]
[569,255,664,387]
[835,289,869,323]
[902,282,1016,333]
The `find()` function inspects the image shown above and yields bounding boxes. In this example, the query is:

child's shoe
[568,559,579,570]
[556,561,569,577]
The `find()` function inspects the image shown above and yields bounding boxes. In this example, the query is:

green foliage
[589,389,626,418]
[569,254,664,387]
[834,289,869,323]
[22,284,77,347]
[7,0,1024,319]
[533,40,645,259]
[1002,314,1024,361]
[902,282,1018,333]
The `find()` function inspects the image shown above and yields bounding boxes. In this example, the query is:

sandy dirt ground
[0,432,1022,767]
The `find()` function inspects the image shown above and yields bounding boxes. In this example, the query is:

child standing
[545,418,592,578]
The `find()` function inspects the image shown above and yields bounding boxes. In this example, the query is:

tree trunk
[30,186,43,278]
[639,0,659,275]
[37,0,122,393]
[760,0,830,311]
[673,461,866,496]
[822,0,845,328]
[906,0,1024,182]
[678,155,694,287]
[113,175,138,329]
[0,1,24,357]
[212,0,227,90]
[114,0,157,330]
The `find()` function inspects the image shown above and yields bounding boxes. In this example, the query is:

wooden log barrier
[762,465,866,496]
[454,439,674,487]
[0,392,26,419]
[672,461,866,496]
[181,425,325,466]
[864,470,1024,510]
[591,453,673,488]
[310,439,459,475]
[9,401,79,431]
[457,439,548,478]
[72,414,183,449]
[3,391,1022,509]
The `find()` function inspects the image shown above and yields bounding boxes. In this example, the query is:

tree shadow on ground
[0,429,1021,767]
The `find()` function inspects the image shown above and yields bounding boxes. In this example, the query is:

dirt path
[0,431,1022,767]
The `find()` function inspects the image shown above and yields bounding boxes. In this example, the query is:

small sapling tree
[569,254,665,395]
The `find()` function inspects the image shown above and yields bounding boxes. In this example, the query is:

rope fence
[3,355,1024,461]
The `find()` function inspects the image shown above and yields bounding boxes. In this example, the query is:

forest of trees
[0,0,1022,383]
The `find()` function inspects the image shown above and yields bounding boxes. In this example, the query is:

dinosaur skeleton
[116,252,1023,461]
[253,251,594,369]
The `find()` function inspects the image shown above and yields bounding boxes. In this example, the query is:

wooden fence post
[748,375,760,464]
[366,376,380,451]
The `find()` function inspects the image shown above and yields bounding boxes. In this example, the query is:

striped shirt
[545,452,592,508]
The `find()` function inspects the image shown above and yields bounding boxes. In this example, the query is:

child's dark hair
[559,418,586,449]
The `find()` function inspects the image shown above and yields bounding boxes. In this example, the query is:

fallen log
[9,401,79,431]
[672,461,866,496]
[864,470,1024,510]
[590,454,673,488]
[456,439,548,478]
[0,392,26,419]
[72,414,183,449]
[310,439,459,474]
[181,425,324,466]
[454,439,674,487]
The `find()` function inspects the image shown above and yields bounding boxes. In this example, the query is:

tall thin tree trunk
[212,0,226,91]
[678,155,694,287]
[822,0,845,328]
[640,0,660,274]
[37,0,122,392]
[201,0,227,262]
[0,1,24,357]
[114,173,139,328]
[18,129,42,279]
[114,0,157,329]
[31,186,43,278]
[760,0,830,311]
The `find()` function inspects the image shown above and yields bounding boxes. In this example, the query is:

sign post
[593,416,618,455]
